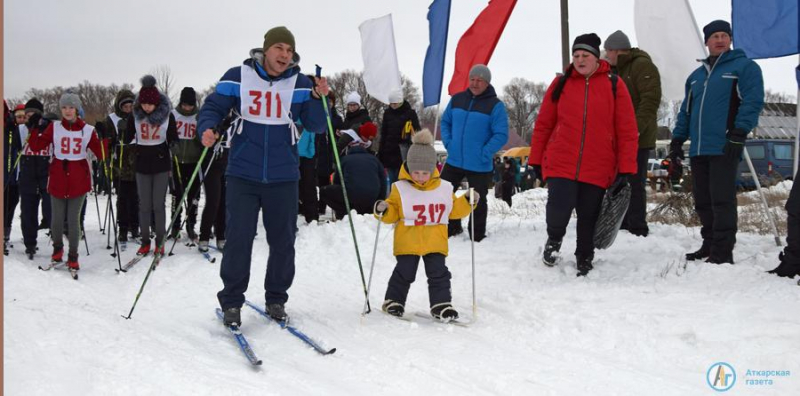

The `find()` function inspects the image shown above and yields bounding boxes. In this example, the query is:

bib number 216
[412,203,446,226]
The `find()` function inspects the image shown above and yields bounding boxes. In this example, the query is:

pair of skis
[216,301,336,366]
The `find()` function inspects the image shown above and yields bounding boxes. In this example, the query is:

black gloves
[668,139,685,161]
[723,128,748,161]
[610,173,633,194]
[531,164,542,183]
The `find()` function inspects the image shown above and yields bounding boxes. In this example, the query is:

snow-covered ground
[4,188,800,395]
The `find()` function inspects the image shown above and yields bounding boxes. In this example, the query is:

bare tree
[418,106,441,138]
[150,65,177,105]
[765,89,795,104]
[502,77,547,143]
[15,82,134,124]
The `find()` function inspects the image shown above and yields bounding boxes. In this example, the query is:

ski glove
[668,139,685,161]
[610,173,634,195]
[465,190,480,205]
[723,128,748,162]
[374,200,388,215]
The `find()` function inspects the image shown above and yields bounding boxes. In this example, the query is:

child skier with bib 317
[374,129,478,321]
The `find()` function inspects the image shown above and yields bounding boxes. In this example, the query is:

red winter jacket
[28,118,107,199]
[529,60,638,189]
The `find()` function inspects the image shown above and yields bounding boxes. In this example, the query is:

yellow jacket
[376,166,474,257]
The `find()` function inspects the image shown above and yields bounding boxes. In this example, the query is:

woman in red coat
[528,33,638,276]
[28,92,106,274]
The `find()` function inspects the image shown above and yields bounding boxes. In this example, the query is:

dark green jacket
[614,48,661,149]
[171,106,203,164]
[105,90,136,181]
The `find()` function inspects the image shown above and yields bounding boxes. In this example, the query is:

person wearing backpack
[528,33,638,276]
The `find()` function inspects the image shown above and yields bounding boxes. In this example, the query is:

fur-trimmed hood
[133,93,172,125]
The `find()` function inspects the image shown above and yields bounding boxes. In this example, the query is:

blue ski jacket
[440,85,509,173]
[672,49,764,157]
[197,49,329,184]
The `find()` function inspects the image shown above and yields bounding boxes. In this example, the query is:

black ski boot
[223,307,241,327]
[266,303,288,322]
[382,299,405,317]
[430,303,459,321]
[542,238,562,267]
[576,253,594,277]
[685,244,710,261]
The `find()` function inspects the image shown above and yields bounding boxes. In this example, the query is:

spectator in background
[605,30,662,238]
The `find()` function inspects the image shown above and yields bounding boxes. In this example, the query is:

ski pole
[99,141,122,269]
[168,153,214,256]
[316,64,370,313]
[124,146,208,320]
[81,221,90,256]
[362,203,384,316]
[468,184,477,320]
[92,172,103,233]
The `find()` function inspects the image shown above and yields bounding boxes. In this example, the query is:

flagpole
[433,104,441,140]
[795,54,799,177]
[560,0,570,70]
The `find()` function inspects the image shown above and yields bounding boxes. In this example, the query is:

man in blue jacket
[199,26,330,326]
[669,20,764,264]
[440,64,509,241]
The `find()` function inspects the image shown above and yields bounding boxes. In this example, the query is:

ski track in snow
[4,187,800,395]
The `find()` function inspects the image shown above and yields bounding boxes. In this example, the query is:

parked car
[737,139,794,189]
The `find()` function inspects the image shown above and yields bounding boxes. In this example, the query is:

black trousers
[298,157,319,223]
[170,162,201,233]
[439,164,491,240]
[317,171,331,215]
[384,253,452,307]
[545,177,606,257]
[691,155,739,261]
[20,176,50,249]
[782,168,800,264]
[318,185,374,219]
[200,166,226,242]
[4,184,19,232]
[116,180,140,231]
[622,149,650,235]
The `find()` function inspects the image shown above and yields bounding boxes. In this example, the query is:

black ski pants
[298,157,318,223]
[691,155,739,262]
[116,180,140,232]
[439,164,490,240]
[199,166,226,242]
[384,253,452,307]
[545,177,606,258]
[621,148,650,235]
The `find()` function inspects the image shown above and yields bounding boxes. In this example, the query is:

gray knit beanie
[604,30,631,50]
[469,64,491,84]
[406,129,437,173]
[59,91,82,109]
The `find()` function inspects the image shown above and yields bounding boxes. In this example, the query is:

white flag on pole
[634,0,707,100]
[359,14,402,105]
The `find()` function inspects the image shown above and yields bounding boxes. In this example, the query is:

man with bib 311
[198,26,330,326]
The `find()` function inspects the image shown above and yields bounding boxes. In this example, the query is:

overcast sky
[4,0,798,103]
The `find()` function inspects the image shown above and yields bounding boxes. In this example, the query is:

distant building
[752,102,797,140]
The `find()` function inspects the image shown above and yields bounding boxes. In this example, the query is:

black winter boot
[223,307,241,327]
[430,303,459,321]
[266,303,288,322]
[685,243,710,261]
[542,238,562,267]
[576,253,594,277]
[768,252,800,278]
[382,299,405,317]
